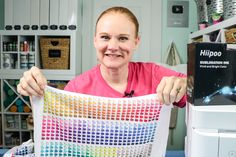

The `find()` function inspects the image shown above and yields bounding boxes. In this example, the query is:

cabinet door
[4,0,13,27]
[82,0,162,72]
[39,0,50,26]
[30,0,40,26]
[49,0,59,26]
[13,0,30,27]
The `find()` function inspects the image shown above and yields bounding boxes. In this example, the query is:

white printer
[185,43,236,157]
[185,104,236,157]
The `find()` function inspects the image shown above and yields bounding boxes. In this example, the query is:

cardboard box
[187,42,236,106]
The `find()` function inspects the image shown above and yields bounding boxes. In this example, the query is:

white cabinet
[39,0,49,27]
[4,0,81,29]
[4,0,13,27]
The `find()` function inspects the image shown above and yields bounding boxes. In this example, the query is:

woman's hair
[95,6,139,37]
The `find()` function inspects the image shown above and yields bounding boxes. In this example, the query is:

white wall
[161,0,198,63]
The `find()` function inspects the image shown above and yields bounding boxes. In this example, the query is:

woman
[17,6,187,107]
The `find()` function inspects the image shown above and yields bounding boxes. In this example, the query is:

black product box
[187,42,236,106]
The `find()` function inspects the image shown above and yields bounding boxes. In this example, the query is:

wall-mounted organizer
[0,30,81,148]
[1,79,33,148]
[0,30,81,80]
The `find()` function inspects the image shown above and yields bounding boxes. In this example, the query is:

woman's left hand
[156,76,187,105]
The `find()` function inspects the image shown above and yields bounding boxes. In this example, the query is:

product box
[187,42,236,106]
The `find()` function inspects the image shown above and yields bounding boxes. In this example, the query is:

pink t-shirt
[64,62,186,107]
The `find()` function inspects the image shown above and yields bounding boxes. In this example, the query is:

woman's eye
[119,37,128,41]
[101,36,110,40]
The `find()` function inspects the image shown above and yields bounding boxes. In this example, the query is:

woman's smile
[104,53,123,58]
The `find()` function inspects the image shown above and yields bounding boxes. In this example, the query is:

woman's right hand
[17,66,47,97]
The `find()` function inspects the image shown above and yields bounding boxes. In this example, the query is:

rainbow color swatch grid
[32,86,172,157]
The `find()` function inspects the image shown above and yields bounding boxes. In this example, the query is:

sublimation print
[32,86,172,157]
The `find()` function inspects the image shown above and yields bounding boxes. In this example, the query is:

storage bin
[194,0,209,23]
[223,0,236,20]
[39,37,70,69]
[225,28,236,43]
[206,0,223,23]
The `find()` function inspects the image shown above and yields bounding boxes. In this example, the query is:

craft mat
[32,86,172,157]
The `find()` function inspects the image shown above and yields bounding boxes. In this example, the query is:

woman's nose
[107,39,119,50]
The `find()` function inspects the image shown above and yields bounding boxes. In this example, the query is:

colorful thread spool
[23,105,31,113]
[15,80,20,86]
[3,83,11,93]
[7,89,15,96]
[3,95,17,108]
[9,105,18,112]
[15,99,24,112]
[8,80,16,86]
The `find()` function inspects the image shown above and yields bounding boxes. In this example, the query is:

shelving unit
[1,79,32,147]
[189,16,236,46]
[0,30,81,80]
[1,35,35,70]
[0,30,81,148]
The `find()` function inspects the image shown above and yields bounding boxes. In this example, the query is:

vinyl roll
[10,105,18,112]
[23,105,31,113]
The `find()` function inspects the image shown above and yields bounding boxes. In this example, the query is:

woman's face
[94,13,140,70]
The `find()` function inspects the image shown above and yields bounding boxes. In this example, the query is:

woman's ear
[134,35,141,50]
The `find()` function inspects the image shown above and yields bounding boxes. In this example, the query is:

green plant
[212,12,223,21]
